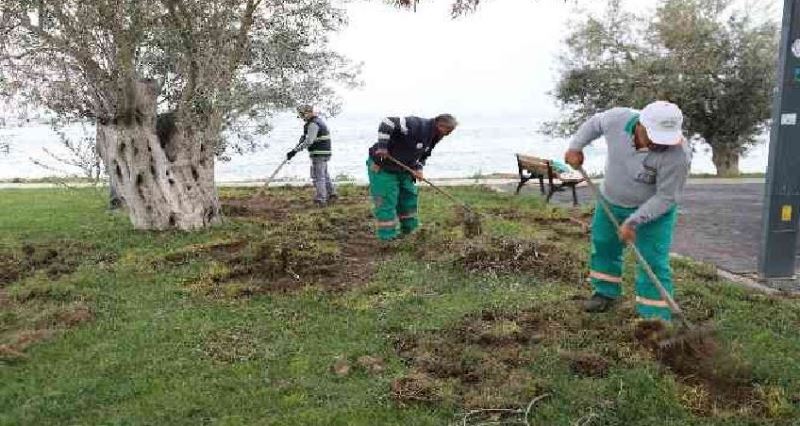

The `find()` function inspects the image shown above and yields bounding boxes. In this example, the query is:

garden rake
[384,154,483,237]
[257,158,291,196]
[576,166,714,349]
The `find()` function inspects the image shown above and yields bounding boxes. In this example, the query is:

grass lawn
[1,185,799,425]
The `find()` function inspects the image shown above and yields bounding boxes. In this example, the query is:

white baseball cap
[639,101,684,145]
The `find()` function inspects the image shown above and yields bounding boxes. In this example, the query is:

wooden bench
[515,154,585,206]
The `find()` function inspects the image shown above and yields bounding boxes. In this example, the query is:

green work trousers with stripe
[590,200,677,321]
[367,158,419,240]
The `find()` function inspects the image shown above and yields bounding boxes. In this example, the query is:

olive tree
[0,0,356,229]
[544,0,778,176]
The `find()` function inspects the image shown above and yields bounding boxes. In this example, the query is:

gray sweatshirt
[569,107,692,228]
[295,122,319,151]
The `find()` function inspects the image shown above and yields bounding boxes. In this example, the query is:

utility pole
[759,0,800,287]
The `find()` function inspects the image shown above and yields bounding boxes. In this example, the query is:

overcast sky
[328,0,781,121]
[329,0,576,120]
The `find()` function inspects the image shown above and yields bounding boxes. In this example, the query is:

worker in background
[287,105,337,207]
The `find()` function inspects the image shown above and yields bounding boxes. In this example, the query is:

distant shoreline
[0,171,767,185]
[0,174,768,190]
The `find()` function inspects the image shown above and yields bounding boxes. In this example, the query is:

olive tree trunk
[96,80,222,230]
[710,144,741,177]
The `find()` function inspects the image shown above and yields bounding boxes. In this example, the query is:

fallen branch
[460,393,551,426]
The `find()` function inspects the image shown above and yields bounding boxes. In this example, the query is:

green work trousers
[589,200,677,321]
[367,159,419,240]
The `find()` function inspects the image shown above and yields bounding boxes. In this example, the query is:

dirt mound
[221,188,368,221]
[392,309,543,409]
[565,352,610,378]
[221,194,311,220]
[1,302,93,363]
[634,321,763,416]
[178,195,384,295]
[0,241,113,287]
[457,237,585,284]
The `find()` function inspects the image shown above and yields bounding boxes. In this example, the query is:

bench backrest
[516,154,551,176]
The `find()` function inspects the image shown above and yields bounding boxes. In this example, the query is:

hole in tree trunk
[204,206,217,224]
[186,185,193,191]
[191,167,199,182]
[134,146,139,157]
[156,112,179,162]
[149,164,156,177]
[200,144,206,153]
[168,213,176,227]
[119,143,126,155]
[136,173,145,199]
[114,162,122,179]
[168,179,175,185]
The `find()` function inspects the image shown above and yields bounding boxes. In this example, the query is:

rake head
[657,321,717,350]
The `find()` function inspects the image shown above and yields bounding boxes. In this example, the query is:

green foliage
[545,0,779,176]
[0,0,358,154]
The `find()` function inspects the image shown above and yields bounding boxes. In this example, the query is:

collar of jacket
[624,113,640,136]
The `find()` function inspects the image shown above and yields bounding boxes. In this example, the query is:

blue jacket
[368,116,442,172]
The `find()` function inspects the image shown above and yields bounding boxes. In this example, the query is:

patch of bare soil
[392,303,768,418]
[220,188,368,221]
[457,237,586,284]
[0,302,93,363]
[181,190,384,295]
[564,352,610,378]
[0,240,115,287]
[392,309,543,409]
[485,206,592,231]
[634,320,763,416]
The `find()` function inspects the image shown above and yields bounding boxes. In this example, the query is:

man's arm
[565,111,607,168]
[373,117,400,157]
[294,122,319,151]
[624,158,690,228]
[569,111,607,151]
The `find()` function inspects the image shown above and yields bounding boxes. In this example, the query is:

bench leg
[538,176,545,195]
[571,185,578,206]
[546,187,555,204]
[515,180,525,195]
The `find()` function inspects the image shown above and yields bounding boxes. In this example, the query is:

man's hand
[564,149,584,169]
[619,223,636,243]
[286,150,298,161]
[373,148,389,158]
[413,170,424,181]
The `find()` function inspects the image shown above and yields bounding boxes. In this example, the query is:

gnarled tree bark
[96,79,221,230]
[710,144,741,177]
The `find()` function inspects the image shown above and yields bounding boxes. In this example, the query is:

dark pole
[759,0,800,284]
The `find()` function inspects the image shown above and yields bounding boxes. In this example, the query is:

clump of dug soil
[0,240,111,286]
[392,309,543,409]
[180,190,385,295]
[457,237,586,284]
[634,320,764,417]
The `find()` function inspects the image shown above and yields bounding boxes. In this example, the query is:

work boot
[583,294,618,313]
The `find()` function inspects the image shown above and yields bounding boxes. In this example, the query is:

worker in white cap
[564,101,692,321]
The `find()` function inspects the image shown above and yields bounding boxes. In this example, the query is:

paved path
[504,180,796,274]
